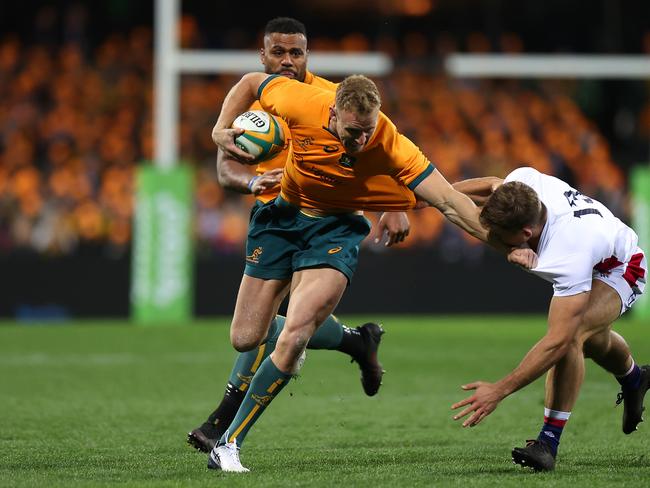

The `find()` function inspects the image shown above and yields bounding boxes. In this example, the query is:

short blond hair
[335,75,381,115]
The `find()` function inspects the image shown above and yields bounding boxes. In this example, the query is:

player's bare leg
[514,281,621,471]
[272,267,348,372]
[188,275,290,453]
[582,280,650,434]
[230,275,290,351]
[582,280,630,372]
[190,272,386,453]
[512,344,584,471]
[515,279,650,470]
[208,268,348,472]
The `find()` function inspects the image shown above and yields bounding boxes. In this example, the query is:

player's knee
[583,333,609,358]
[230,331,262,352]
[276,326,310,356]
[559,337,582,357]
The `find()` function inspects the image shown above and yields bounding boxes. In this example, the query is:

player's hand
[249,168,283,195]
[451,381,505,427]
[212,127,256,163]
[375,212,410,246]
[507,247,538,269]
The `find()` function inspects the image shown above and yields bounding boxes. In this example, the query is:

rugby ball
[232,110,285,163]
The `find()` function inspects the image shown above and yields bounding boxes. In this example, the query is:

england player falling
[452,167,648,472]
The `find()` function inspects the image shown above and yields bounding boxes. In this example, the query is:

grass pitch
[1,316,649,487]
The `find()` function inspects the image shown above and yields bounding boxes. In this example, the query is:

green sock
[227,318,281,390]
[220,356,292,447]
[306,314,344,350]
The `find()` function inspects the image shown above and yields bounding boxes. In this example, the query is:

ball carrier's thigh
[271,267,348,373]
[230,275,291,352]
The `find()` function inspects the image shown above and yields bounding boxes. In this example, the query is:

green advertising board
[131,165,194,324]
[631,165,650,319]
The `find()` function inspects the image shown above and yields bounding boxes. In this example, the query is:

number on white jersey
[563,190,603,219]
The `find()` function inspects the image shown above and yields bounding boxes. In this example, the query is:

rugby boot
[187,423,218,453]
[512,439,556,472]
[208,441,249,473]
[617,364,650,434]
[350,323,385,396]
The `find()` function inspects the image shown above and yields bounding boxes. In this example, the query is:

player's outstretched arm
[212,72,270,162]
[452,177,503,206]
[413,169,488,242]
[451,292,589,427]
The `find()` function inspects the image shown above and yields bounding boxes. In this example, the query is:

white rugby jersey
[504,167,638,296]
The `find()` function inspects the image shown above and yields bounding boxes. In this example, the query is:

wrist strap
[247,175,260,193]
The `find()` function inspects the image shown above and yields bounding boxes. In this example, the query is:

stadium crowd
[0,16,648,256]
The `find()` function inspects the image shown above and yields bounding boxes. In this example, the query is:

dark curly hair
[264,17,307,37]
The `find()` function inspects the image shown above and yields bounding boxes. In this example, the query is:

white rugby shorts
[593,247,647,315]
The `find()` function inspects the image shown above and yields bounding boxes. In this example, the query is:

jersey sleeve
[378,115,435,188]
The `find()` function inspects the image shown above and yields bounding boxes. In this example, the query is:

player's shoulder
[306,71,338,92]
[261,76,333,115]
[264,74,332,98]
[366,111,398,148]
[504,166,539,184]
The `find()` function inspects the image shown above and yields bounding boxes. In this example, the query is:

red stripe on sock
[544,416,568,428]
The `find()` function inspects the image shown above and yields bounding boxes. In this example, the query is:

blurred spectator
[0,18,644,259]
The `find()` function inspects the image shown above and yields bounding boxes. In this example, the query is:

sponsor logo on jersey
[309,166,339,185]
[328,246,343,254]
[338,154,356,168]
[296,136,314,151]
[246,247,263,264]
[323,144,339,153]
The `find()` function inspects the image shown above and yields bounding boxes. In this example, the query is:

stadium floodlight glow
[154,0,393,168]
[446,54,650,79]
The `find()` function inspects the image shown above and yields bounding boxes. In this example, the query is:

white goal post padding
[446,54,650,79]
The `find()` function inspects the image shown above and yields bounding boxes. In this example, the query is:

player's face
[331,107,378,154]
[261,33,308,82]
[491,228,532,249]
